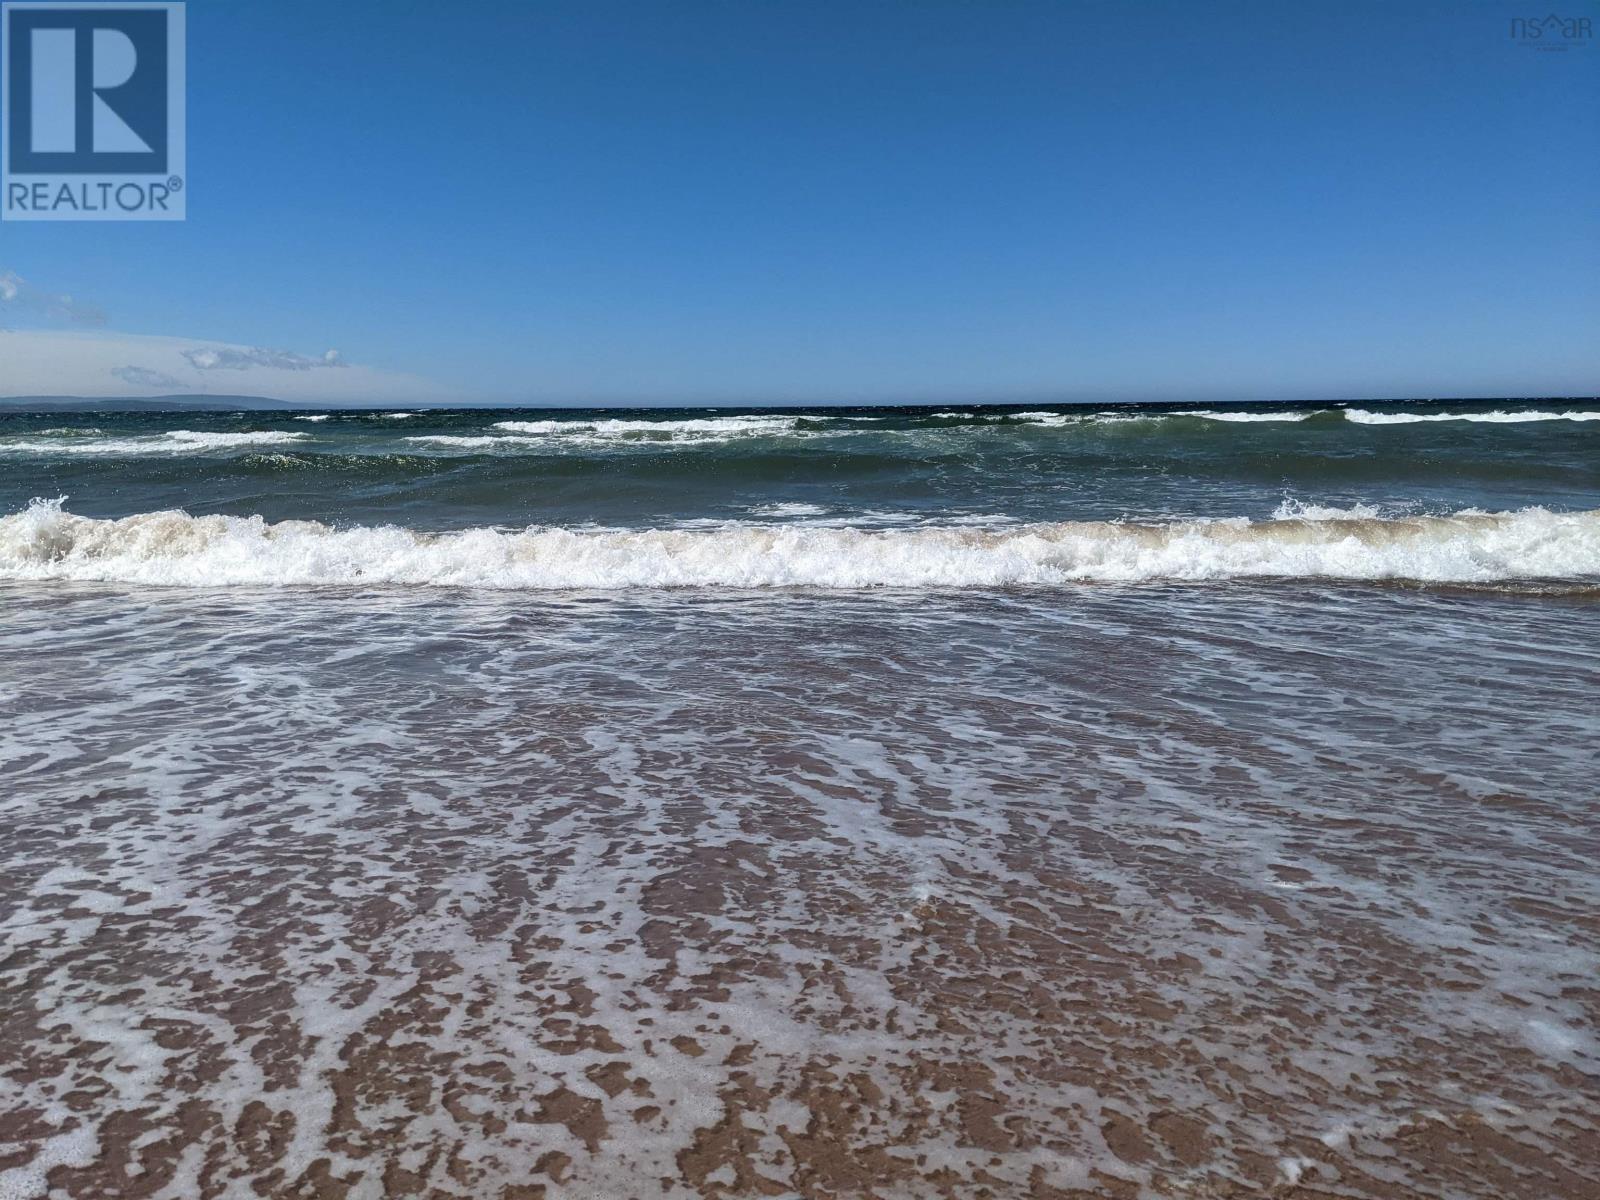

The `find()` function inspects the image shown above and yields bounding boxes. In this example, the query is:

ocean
[2,400,1597,1199]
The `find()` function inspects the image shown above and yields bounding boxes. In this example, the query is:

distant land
[0,394,322,412]
[1,394,1597,413]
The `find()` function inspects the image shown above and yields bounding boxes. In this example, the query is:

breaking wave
[493,415,801,439]
[0,430,310,455]
[1343,409,1600,425]
[1176,410,1319,422]
[403,434,524,448]
[2,499,1596,589]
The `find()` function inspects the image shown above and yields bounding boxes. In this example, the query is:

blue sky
[2,0,1598,404]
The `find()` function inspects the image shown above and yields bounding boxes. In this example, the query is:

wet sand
[2,584,1597,1199]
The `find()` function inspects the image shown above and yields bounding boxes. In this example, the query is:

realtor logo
[2,2,185,220]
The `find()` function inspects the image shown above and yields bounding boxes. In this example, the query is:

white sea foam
[489,419,569,434]
[2,565,1596,1194]
[1278,1157,1318,1186]
[0,430,310,456]
[0,1110,98,1200]
[294,414,331,422]
[1176,409,1319,422]
[1343,408,1600,425]
[749,502,829,517]
[0,438,147,455]
[163,430,311,448]
[402,434,532,448]
[1009,411,1078,426]
[493,415,800,438]
[1273,499,1384,520]
[3,499,1595,589]
[402,420,812,452]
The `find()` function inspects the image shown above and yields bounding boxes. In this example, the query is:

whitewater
[3,499,1597,588]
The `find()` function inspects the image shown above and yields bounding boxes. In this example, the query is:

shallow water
[2,582,1597,1198]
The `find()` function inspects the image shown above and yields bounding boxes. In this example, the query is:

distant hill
[0,394,313,412]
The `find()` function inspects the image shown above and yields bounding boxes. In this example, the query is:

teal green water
[3,401,1597,529]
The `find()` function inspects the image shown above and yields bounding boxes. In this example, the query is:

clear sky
[2,0,1598,404]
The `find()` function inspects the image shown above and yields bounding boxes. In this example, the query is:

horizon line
[4,393,1600,413]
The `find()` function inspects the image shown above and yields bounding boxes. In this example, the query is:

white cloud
[0,268,105,325]
[0,329,446,403]
[181,345,347,372]
[0,266,444,402]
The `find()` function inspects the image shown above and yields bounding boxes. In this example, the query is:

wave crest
[493,415,800,439]
[1343,409,1600,425]
[2,500,1596,589]
[0,429,310,456]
